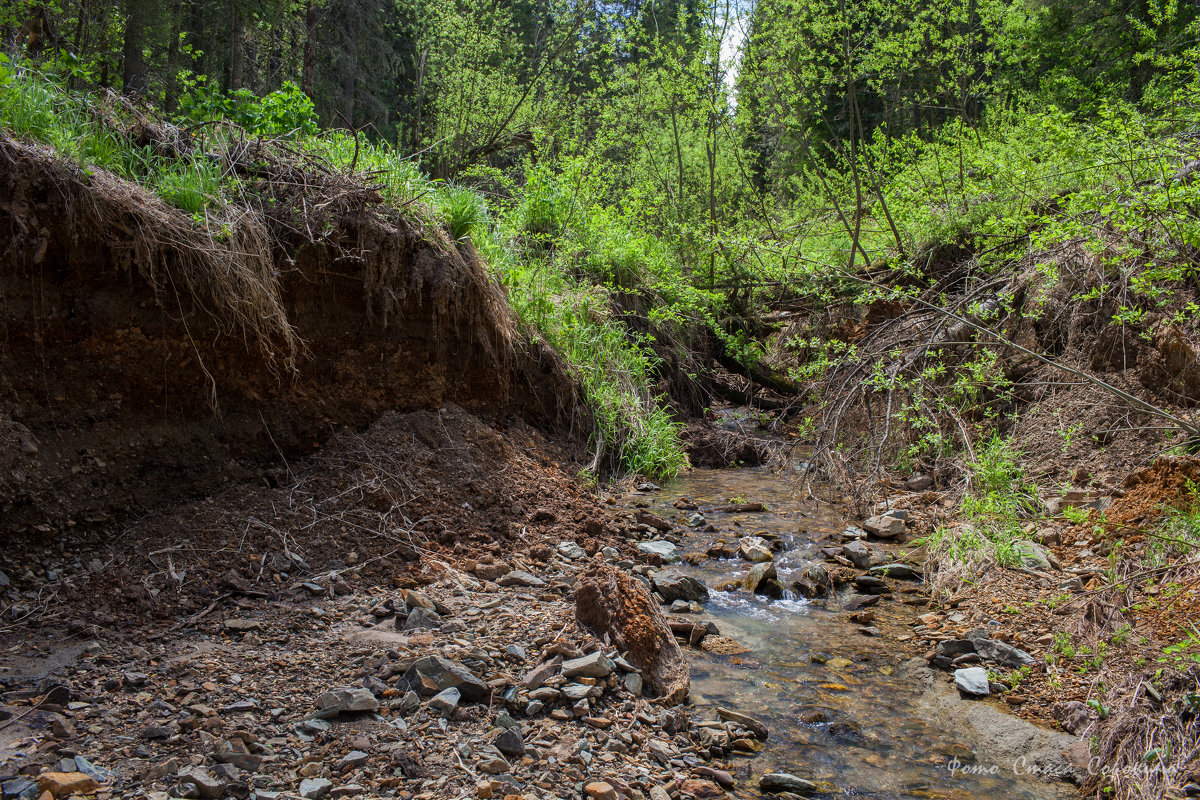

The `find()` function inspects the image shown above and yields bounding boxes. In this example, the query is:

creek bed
[624,466,1072,800]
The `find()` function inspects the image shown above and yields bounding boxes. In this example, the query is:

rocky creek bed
[0,459,1094,800]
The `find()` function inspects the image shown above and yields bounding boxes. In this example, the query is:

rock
[505,644,526,661]
[558,542,587,560]
[316,687,379,716]
[759,773,817,794]
[37,773,99,797]
[623,672,644,696]
[652,569,710,603]
[299,778,334,799]
[792,563,831,598]
[473,560,511,581]
[223,618,261,632]
[906,474,933,491]
[868,563,921,580]
[971,637,1036,669]
[584,782,618,800]
[679,778,724,798]
[716,706,769,739]
[738,536,774,563]
[862,514,906,539]
[575,562,689,705]
[477,756,509,774]
[1051,700,1090,735]
[521,659,561,690]
[852,575,888,592]
[743,561,777,594]
[399,655,490,702]
[936,639,977,658]
[637,540,681,563]
[493,728,524,758]
[339,751,369,770]
[841,541,888,570]
[1013,541,1059,571]
[403,607,440,630]
[843,594,879,610]
[429,687,461,714]
[496,570,545,588]
[954,667,991,698]
[176,767,225,800]
[693,767,735,789]
[563,652,614,678]
[71,757,113,784]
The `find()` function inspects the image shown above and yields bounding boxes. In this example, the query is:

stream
[621,463,1074,800]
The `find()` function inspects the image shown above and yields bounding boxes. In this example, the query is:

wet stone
[759,773,817,794]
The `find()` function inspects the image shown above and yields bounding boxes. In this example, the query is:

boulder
[792,562,831,598]
[496,570,545,588]
[867,563,921,581]
[652,569,709,603]
[716,706,768,739]
[1013,541,1059,571]
[574,561,689,705]
[971,636,1035,669]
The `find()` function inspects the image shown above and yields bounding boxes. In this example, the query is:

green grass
[920,435,1039,566]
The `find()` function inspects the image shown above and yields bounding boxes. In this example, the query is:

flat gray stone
[430,687,460,714]
[299,777,334,799]
[558,541,587,560]
[637,540,681,563]
[562,651,614,678]
[496,570,545,588]
[315,687,378,715]
[399,656,489,702]
[955,667,991,698]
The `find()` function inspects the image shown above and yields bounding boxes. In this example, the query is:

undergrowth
[922,435,1040,568]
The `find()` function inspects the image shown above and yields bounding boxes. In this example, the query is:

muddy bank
[0,135,584,538]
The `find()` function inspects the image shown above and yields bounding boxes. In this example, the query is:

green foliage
[176,77,319,137]
[921,436,1038,565]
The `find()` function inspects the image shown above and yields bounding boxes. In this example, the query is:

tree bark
[121,0,149,94]
[302,1,317,98]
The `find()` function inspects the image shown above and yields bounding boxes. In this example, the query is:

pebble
[36,772,98,797]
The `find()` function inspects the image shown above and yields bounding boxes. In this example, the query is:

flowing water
[622,464,1073,800]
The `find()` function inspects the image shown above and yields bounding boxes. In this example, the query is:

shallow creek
[620,466,1072,800]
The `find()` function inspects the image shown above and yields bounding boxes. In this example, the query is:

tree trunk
[227,2,245,91]
[302,1,317,98]
[121,0,149,94]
